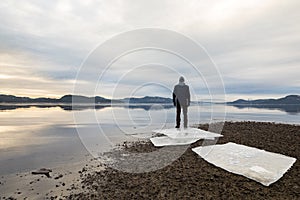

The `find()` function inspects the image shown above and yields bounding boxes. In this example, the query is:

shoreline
[1,121,299,199]
[0,157,104,200]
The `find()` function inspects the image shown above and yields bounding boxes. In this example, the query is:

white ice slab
[152,128,222,139]
[150,136,200,147]
[192,142,296,186]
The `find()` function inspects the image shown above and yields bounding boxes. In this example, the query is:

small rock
[32,168,52,178]
[54,174,63,180]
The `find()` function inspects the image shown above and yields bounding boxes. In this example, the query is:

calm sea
[0,104,299,175]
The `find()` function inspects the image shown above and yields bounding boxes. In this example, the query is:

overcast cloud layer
[0,0,299,101]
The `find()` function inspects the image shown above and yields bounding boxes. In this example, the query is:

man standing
[173,76,190,128]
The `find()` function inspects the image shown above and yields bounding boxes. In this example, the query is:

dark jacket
[173,83,190,107]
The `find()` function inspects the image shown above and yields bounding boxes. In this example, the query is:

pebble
[54,174,63,180]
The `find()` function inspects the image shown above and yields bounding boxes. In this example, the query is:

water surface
[0,104,299,175]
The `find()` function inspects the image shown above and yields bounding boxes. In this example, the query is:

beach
[1,121,299,199]
[1,0,300,199]
[0,157,105,200]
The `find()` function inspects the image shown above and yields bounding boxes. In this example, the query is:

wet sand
[0,158,105,200]
[1,121,299,199]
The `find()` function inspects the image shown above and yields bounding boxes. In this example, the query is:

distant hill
[124,96,173,104]
[59,95,112,104]
[228,95,300,105]
[228,95,300,114]
[0,94,58,103]
[0,94,113,104]
[0,94,172,104]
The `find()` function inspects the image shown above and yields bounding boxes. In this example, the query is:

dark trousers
[176,101,188,128]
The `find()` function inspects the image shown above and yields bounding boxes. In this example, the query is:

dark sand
[65,121,300,200]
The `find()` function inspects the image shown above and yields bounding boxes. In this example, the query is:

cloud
[0,0,299,100]
[0,65,87,97]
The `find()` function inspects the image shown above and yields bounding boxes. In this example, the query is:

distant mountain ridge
[227,95,300,114]
[59,95,112,104]
[228,95,300,105]
[1,94,299,105]
[0,94,58,103]
[125,96,172,104]
[0,94,172,104]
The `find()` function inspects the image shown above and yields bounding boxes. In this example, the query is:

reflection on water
[0,104,174,111]
[231,104,300,114]
[1,103,300,114]
[0,104,299,175]
[0,104,110,111]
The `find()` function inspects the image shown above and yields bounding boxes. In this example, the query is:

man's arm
[172,86,176,106]
[187,86,191,106]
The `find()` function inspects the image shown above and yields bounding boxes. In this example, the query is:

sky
[0,0,299,101]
